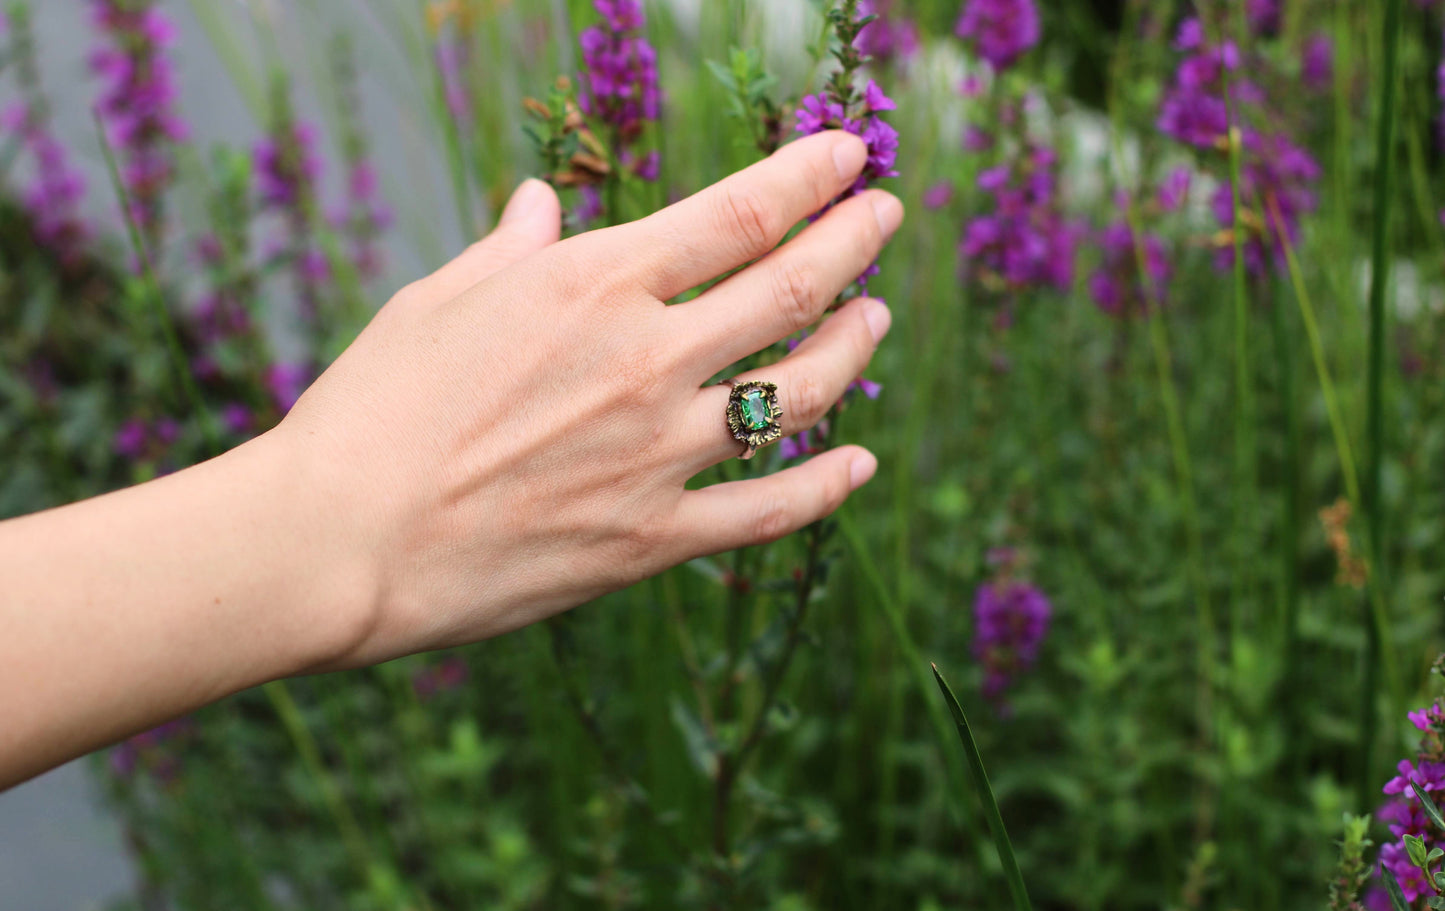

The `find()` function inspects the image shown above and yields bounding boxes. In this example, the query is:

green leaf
[670,697,720,779]
[1381,865,1412,911]
[1415,784,1445,832]
[1406,834,1429,869]
[932,663,1033,911]
[1427,897,1445,911]
[705,58,737,91]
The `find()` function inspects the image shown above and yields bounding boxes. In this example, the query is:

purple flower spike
[89,0,188,244]
[855,0,921,66]
[954,0,1041,73]
[972,576,1051,709]
[579,0,661,179]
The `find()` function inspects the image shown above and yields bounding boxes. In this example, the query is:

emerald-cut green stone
[739,390,773,431]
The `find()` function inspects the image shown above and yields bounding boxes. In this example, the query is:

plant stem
[1361,0,1404,811]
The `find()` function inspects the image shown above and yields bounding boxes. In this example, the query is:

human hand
[274,131,902,668]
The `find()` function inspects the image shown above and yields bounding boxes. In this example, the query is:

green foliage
[2,0,1445,909]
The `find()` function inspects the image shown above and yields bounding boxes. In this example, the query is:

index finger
[600,131,868,301]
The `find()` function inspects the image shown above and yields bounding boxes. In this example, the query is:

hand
[279,130,903,667]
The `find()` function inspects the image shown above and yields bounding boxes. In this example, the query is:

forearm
[0,432,375,788]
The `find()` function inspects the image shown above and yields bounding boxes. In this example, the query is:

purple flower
[109,718,191,783]
[266,363,310,414]
[1088,217,1171,318]
[1247,0,1281,37]
[1210,130,1320,274]
[1156,167,1192,212]
[1372,699,1445,902]
[89,1,188,243]
[412,656,470,700]
[220,403,254,435]
[1156,19,1241,149]
[972,577,1051,707]
[254,122,321,210]
[434,34,472,125]
[795,94,846,135]
[923,180,955,210]
[114,419,149,460]
[579,0,661,177]
[1302,33,1333,93]
[961,145,1077,294]
[855,0,920,66]
[954,0,1041,72]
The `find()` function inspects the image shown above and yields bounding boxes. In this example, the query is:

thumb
[413,179,563,304]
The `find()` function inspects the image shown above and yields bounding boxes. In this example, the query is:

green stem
[1361,0,1404,811]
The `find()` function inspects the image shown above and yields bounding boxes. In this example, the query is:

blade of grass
[931,663,1032,911]
[1362,0,1405,812]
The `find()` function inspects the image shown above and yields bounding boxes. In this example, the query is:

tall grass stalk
[931,663,1032,911]
[1361,0,1404,811]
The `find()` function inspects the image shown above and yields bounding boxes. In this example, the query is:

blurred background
[3,0,1444,909]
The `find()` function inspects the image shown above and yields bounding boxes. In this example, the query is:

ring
[722,378,784,460]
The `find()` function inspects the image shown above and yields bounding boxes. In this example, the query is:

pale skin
[0,131,902,789]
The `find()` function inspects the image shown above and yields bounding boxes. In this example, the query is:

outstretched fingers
[672,445,878,555]
[599,131,870,300]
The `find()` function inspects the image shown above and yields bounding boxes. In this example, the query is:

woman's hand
[286,130,902,667]
[0,131,899,786]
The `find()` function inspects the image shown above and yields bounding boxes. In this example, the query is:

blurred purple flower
[1211,130,1320,274]
[954,0,1040,72]
[961,145,1077,294]
[89,0,187,243]
[220,403,254,435]
[579,0,661,179]
[1088,218,1171,318]
[855,0,920,66]
[434,34,472,125]
[972,577,1051,707]
[413,656,470,700]
[923,180,955,210]
[4,98,90,260]
[1156,167,1192,212]
[1246,0,1281,37]
[109,718,191,783]
[1302,33,1333,93]
[254,122,321,210]
[266,363,310,414]
[1157,20,1241,149]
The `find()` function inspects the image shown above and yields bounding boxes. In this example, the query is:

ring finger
[674,295,891,478]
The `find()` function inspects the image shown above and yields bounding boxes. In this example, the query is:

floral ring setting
[722,378,784,461]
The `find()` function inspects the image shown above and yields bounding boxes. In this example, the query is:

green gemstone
[739,390,773,431]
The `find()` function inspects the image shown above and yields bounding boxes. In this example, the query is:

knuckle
[789,373,829,427]
[751,494,795,544]
[773,260,822,329]
[717,185,779,257]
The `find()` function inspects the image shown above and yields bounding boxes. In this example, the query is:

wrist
[236,427,386,675]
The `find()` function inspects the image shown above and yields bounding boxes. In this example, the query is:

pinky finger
[674,446,878,556]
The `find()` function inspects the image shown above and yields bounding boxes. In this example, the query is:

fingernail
[849,451,878,491]
[499,178,548,225]
[862,299,892,343]
[832,134,867,179]
[870,193,904,236]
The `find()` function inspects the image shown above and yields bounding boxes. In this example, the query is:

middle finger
[664,189,903,383]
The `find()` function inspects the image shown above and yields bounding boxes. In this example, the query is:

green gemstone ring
[722,378,784,460]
